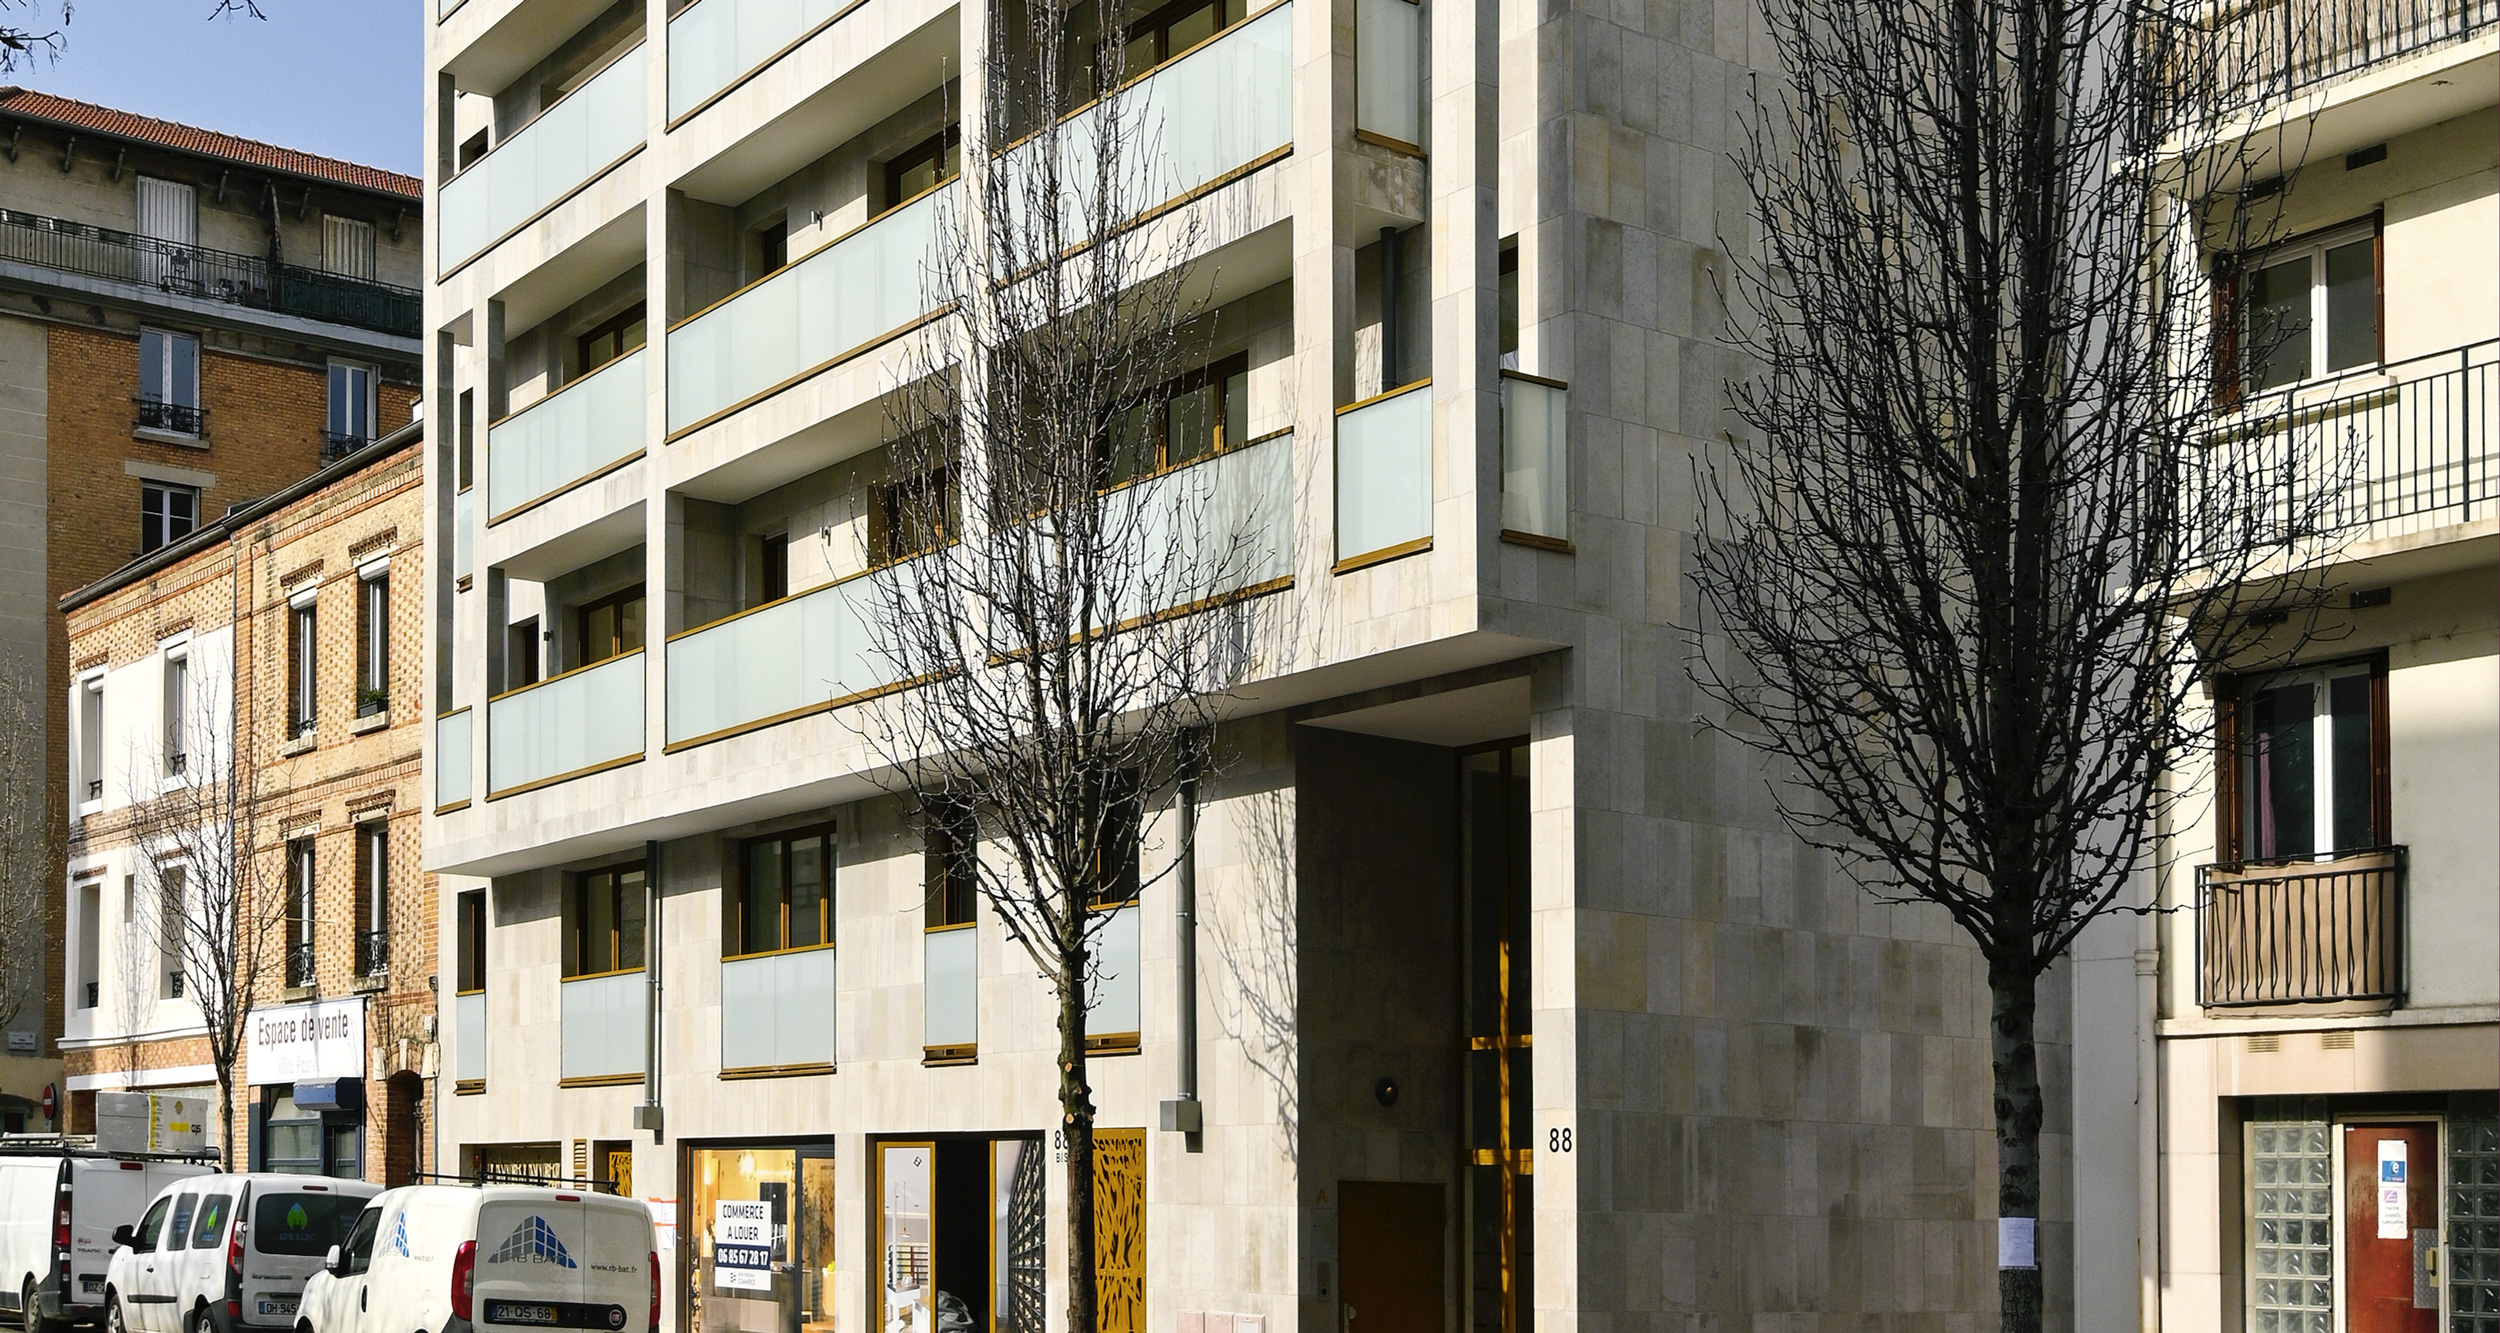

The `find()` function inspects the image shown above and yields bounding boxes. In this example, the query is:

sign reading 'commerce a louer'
[245,996,367,1085]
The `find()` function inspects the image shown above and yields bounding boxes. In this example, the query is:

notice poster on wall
[714,1199,774,1291]
[2377,1140,2407,1239]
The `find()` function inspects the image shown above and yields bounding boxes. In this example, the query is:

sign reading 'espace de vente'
[245,996,367,1085]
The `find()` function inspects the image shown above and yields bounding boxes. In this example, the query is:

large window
[2225,659,2386,863]
[731,827,832,958]
[284,838,316,987]
[882,126,961,210]
[260,1088,360,1178]
[288,595,318,738]
[327,362,374,449]
[871,465,957,566]
[684,1143,838,1333]
[354,820,389,976]
[572,586,645,670]
[876,1137,1050,1333]
[456,889,487,994]
[2235,222,2379,396]
[77,675,103,803]
[138,329,202,435]
[577,303,647,376]
[161,647,189,776]
[566,862,646,978]
[356,569,390,714]
[1107,354,1249,483]
[141,481,199,554]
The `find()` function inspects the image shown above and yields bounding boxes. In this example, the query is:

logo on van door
[385,1214,410,1258]
[486,1217,579,1268]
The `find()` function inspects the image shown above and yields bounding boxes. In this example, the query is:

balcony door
[135,176,197,290]
[2230,659,2386,863]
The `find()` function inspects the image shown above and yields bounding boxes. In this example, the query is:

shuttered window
[135,176,196,245]
[321,215,378,280]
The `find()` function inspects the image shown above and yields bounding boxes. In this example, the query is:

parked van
[103,1173,379,1333]
[0,1144,216,1330]
[297,1185,656,1333]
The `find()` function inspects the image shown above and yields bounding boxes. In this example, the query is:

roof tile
[0,86,420,201]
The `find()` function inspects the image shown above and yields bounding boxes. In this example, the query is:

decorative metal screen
[1092,1129,1146,1333]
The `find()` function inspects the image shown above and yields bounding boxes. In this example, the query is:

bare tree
[1689,0,2345,1326]
[0,1,266,72]
[0,654,58,1067]
[859,1,1265,1325]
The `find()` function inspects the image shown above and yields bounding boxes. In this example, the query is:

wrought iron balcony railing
[2197,846,2405,1007]
[323,431,369,462]
[2173,0,2497,121]
[135,398,207,436]
[356,930,389,977]
[285,941,317,988]
[0,207,420,339]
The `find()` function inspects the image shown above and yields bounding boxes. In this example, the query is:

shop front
[245,997,368,1179]
[683,1140,838,1333]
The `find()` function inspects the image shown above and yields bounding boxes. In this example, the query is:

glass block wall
[2453,1093,2500,1333]
[2249,1097,2335,1333]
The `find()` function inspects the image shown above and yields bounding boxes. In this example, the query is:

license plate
[483,1300,626,1330]
[259,1298,299,1316]
[491,1304,561,1326]
[79,1276,103,1292]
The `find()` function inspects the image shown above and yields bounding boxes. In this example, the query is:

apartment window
[757,532,791,605]
[354,821,388,976]
[74,876,99,1010]
[731,826,832,957]
[2223,658,2387,863]
[320,215,378,281]
[1497,243,1520,370]
[1108,353,1249,483]
[565,862,646,977]
[504,617,541,691]
[2234,221,2379,396]
[572,586,645,669]
[356,570,390,715]
[577,304,647,379]
[456,389,476,492]
[161,648,189,776]
[871,465,957,565]
[455,890,487,994]
[78,677,103,804]
[327,363,375,451]
[925,802,978,930]
[883,126,961,209]
[1090,775,1142,908]
[288,596,318,739]
[157,864,186,999]
[137,329,203,434]
[1125,0,1237,73]
[140,481,199,554]
[458,129,489,171]
[756,219,789,278]
[284,839,315,987]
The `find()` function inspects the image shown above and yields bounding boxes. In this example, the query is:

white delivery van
[103,1173,379,1333]
[297,1185,655,1333]
[0,1144,217,1330]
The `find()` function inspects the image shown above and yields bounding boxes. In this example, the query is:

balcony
[2197,847,2406,1007]
[486,650,645,798]
[559,969,647,1082]
[2218,340,2495,549]
[664,563,904,749]
[1500,371,1569,547]
[438,42,648,272]
[489,346,647,520]
[355,930,390,977]
[665,188,943,436]
[134,398,207,437]
[1334,379,1432,570]
[720,947,837,1073]
[0,208,419,338]
[668,0,853,121]
[2175,0,2498,120]
[454,989,486,1086]
[323,431,369,463]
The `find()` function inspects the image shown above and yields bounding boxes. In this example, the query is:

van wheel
[185,1306,212,1333]
[19,1280,48,1333]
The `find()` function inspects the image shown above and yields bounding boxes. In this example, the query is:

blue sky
[8,2,421,175]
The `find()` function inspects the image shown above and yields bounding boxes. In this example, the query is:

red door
[2342,1122,2438,1333]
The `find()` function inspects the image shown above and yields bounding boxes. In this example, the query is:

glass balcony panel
[559,970,647,1080]
[487,650,646,796]
[1335,383,1431,562]
[489,346,648,517]
[669,0,849,120]
[439,44,649,268]
[666,189,941,433]
[665,565,894,746]
[454,488,476,581]
[454,989,485,1083]
[721,948,837,1070]
[1097,428,1293,627]
[1354,0,1422,148]
[1083,904,1141,1036]
[436,708,473,809]
[925,926,976,1049]
[1500,373,1568,540]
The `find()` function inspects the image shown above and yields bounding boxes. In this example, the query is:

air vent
[2245,1034,2280,1053]
[2320,1030,2355,1050]
[2345,142,2388,170]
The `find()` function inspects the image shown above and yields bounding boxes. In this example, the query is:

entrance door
[1340,1182,1444,1333]
[2342,1122,2438,1333]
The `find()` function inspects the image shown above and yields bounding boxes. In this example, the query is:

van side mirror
[111,1225,134,1251]
[324,1244,346,1277]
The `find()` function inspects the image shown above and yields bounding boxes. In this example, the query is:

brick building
[0,88,423,1121]
[58,421,436,1184]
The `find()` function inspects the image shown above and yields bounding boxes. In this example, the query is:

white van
[0,1146,216,1330]
[103,1173,379,1333]
[297,1185,655,1333]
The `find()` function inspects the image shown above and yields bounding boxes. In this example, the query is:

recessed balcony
[1334,379,1432,571]
[2176,0,2500,121]
[490,345,649,521]
[439,42,649,273]
[486,649,646,798]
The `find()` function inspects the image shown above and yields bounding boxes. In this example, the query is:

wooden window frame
[572,584,647,669]
[872,462,959,567]
[565,861,648,979]
[576,302,649,378]
[727,824,836,960]
[1087,773,1143,910]
[2220,213,2384,405]
[455,889,487,994]
[2213,651,2390,865]
[1106,351,1252,484]
[924,802,979,929]
[881,126,962,215]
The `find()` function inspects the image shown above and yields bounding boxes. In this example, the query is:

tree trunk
[217,1067,238,1171]
[1989,957,2045,1333]
[1059,946,1097,1333]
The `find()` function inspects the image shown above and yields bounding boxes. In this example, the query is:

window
[321,215,378,281]
[732,827,832,957]
[572,586,645,669]
[161,649,189,775]
[505,617,541,691]
[1071,0,1238,91]
[356,570,390,714]
[2223,658,2386,863]
[1497,243,1519,370]
[355,821,389,976]
[458,128,490,170]
[456,388,476,492]
[1107,354,1250,483]
[285,838,315,987]
[259,1090,359,1177]
[130,1197,171,1253]
[2234,222,2379,396]
[1089,775,1142,908]
[883,126,961,209]
[327,362,375,449]
[78,676,103,803]
[872,465,957,565]
[253,1192,364,1258]
[141,481,199,554]
[688,1146,839,1332]
[74,877,98,1010]
[924,801,978,930]
[166,1195,198,1250]
[456,889,487,994]
[577,304,647,376]
[288,596,318,738]
[188,1192,232,1249]
[158,865,186,999]
[566,862,647,977]
[756,219,790,277]
[758,532,791,605]
[137,329,202,434]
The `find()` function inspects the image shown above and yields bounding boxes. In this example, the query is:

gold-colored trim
[438,141,649,281]
[719,941,838,965]
[1497,368,1569,390]
[718,1062,837,1081]
[453,1079,484,1095]
[485,751,645,801]
[433,799,472,815]
[663,553,913,643]
[485,448,646,527]
[487,350,644,432]
[444,40,646,192]
[659,673,926,754]
[1337,377,1432,415]
[436,705,472,722]
[456,987,485,998]
[1498,529,1573,553]
[923,920,975,935]
[662,0,876,131]
[561,964,649,984]
[1352,128,1425,158]
[921,1044,978,1067]
[1332,536,1431,575]
[1084,1032,1142,1054]
[995,0,1294,149]
[662,304,952,442]
[488,648,646,705]
[669,181,954,333]
[559,1072,646,1088]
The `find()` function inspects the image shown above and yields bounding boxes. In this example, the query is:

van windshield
[251,1193,362,1257]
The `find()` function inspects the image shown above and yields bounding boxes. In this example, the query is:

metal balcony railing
[2197,846,2405,1006]
[356,930,389,977]
[134,398,207,435]
[323,431,369,462]
[285,942,317,988]
[81,982,97,1010]
[2173,0,2497,120]
[0,208,420,338]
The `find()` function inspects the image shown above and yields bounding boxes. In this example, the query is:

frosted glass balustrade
[1500,374,1568,540]
[667,191,942,433]
[669,0,853,120]
[1354,0,1423,148]
[924,927,976,1049]
[438,45,648,268]
[489,347,647,517]
[559,971,647,1081]
[453,489,475,582]
[1335,383,1431,562]
[721,948,837,1070]
[453,990,485,1083]
[1084,905,1142,1036]
[666,567,898,746]
[1096,429,1294,628]
[436,709,473,809]
[487,651,645,796]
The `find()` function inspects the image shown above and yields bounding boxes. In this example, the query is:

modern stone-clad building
[0,88,425,1124]
[58,419,439,1184]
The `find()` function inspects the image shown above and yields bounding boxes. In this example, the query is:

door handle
[360,1287,368,1312]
